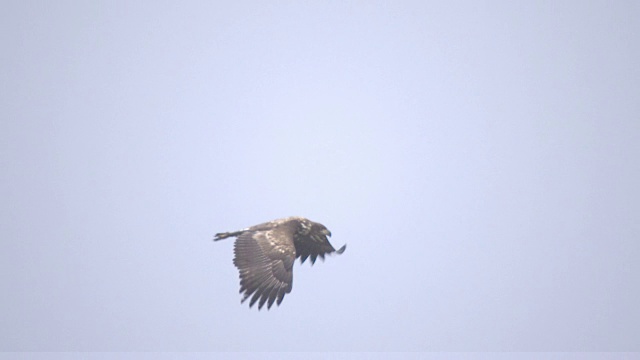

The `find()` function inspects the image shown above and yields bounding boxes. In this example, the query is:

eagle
[214,216,346,310]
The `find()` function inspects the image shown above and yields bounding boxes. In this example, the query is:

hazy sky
[1,0,639,353]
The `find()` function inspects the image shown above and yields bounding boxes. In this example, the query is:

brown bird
[214,216,346,310]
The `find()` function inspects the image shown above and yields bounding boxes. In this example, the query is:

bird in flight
[214,216,346,310]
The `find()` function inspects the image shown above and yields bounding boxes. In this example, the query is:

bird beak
[323,229,332,237]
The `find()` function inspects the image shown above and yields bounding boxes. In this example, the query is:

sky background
[1,0,639,352]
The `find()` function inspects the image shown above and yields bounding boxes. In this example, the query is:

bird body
[214,216,346,310]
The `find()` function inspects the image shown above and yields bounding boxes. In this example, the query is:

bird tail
[213,230,244,241]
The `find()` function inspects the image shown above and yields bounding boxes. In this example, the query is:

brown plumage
[214,216,346,310]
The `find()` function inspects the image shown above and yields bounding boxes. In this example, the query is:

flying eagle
[214,216,346,310]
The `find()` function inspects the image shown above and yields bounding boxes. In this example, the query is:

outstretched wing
[295,233,347,265]
[233,228,295,310]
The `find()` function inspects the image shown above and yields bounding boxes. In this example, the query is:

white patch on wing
[266,232,277,247]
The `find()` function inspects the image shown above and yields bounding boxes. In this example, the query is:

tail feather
[213,230,244,241]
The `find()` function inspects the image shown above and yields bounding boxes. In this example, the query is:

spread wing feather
[233,229,294,310]
[295,234,347,265]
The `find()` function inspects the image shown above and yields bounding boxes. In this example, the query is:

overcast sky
[1,0,639,353]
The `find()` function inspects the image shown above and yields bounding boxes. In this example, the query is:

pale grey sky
[1,0,639,352]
